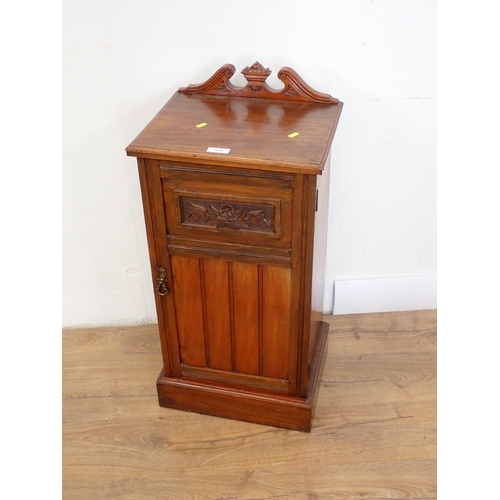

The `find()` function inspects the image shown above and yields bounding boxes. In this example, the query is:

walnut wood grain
[201,259,232,371]
[161,167,292,249]
[126,93,342,174]
[166,235,292,268]
[179,61,339,104]
[167,254,298,393]
[180,365,288,394]
[126,64,343,431]
[232,262,260,375]
[126,63,343,175]
[170,255,206,367]
[261,265,291,380]
[180,197,275,234]
[309,154,331,364]
[140,159,182,378]
[156,320,328,431]
[297,174,319,397]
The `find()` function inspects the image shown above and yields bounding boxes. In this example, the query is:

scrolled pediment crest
[178,62,339,104]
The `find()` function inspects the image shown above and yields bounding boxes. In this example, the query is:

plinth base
[155,321,329,432]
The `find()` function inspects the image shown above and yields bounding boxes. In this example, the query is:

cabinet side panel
[232,262,260,375]
[171,255,206,367]
[262,266,291,380]
[297,174,318,397]
[309,155,331,364]
[202,259,233,371]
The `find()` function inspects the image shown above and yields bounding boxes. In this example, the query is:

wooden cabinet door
[169,255,292,394]
[140,159,300,396]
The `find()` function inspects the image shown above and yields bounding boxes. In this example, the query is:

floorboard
[63,310,437,500]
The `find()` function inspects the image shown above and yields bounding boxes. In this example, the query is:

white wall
[62,0,436,327]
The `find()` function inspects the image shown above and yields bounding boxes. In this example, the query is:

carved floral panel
[179,197,275,233]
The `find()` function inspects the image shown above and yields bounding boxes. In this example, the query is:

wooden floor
[63,310,436,500]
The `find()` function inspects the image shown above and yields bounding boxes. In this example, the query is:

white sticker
[207,147,230,154]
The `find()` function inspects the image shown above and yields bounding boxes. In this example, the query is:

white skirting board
[329,275,437,315]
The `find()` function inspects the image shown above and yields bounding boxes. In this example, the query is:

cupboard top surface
[126,92,342,174]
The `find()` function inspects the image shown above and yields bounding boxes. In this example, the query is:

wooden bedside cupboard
[126,62,343,431]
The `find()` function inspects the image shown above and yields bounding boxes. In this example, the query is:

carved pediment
[178,62,339,104]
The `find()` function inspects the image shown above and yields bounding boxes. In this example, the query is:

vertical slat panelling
[203,259,233,371]
[198,259,211,367]
[232,262,260,375]
[171,255,206,367]
[258,265,264,375]
[228,262,236,371]
[262,266,292,380]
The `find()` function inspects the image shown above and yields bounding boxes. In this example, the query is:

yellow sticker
[288,132,299,138]
[196,122,207,128]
